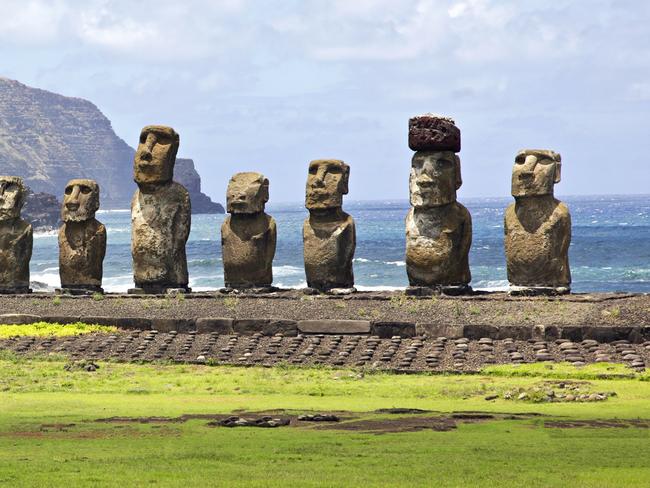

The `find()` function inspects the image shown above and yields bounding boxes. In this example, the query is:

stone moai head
[62,179,100,222]
[409,152,462,208]
[134,125,180,186]
[511,149,561,198]
[0,176,26,222]
[226,172,269,214]
[305,159,349,210]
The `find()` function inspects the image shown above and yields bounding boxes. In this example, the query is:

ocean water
[30,195,650,293]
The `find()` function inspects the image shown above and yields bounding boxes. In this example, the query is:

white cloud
[627,82,650,102]
[0,0,69,43]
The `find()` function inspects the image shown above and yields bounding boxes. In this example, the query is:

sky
[1,0,649,203]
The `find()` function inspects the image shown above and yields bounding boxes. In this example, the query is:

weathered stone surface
[505,149,571,292]
[371,321,416,338]
[150,318,195,333]
[0,176,32,293]
[408,114,461,152]
[405,148,471,287]
[415,323,463,338]
[59,179,106,292]
[0,313,41,324]
[131,126,191,293]
[304,159,355,291]
[82,316,153,329]
[221,172,276,288]
[196,317,234,334]
[297,320,371,334]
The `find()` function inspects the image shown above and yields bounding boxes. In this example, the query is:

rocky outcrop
[175,158,224,214]
[23,189,60,230]
[0,77,223,213]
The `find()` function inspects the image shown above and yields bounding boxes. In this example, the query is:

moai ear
[341,164,350,195]
[261,178,270,203]
[554,161,562,184]
[454,155,463,190]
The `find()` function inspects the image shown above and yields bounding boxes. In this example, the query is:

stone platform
[2,330,648,372]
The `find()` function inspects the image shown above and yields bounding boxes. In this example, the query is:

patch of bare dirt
[544,419,650,429]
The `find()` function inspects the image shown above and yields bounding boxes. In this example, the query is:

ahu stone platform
[2,330,649,372]
[1,291,649,372]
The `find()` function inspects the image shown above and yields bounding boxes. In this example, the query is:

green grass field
[1,350,650,487]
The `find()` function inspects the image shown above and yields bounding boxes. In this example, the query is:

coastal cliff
[0,77,223,213]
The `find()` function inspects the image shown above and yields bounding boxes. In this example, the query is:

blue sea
[30,195,650,293]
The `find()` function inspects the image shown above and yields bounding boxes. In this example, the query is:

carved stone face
[226,172,269,214]
[0,176,26,221]
[62,179,99,222]
[134,125,179,186]
[409,151,461,208]
[511,149,561,198]
[305,159,349,210]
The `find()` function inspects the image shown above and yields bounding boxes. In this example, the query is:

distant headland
[0,77,224,217]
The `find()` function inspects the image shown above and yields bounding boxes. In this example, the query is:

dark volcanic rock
[0,77,223,213]
[175,158,224,214]
[408,114,461,152]
[23,188,60,230]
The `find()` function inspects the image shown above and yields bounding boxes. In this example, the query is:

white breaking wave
[96,209,130,214]
[353,258,371,263]
[275,280,308,289]
[355,284,405,291]
[385,260,406,266]
[34,230,58,239]
[273,265,303,277]
[472,280,509,292]
[102,274,135,293]
[30,270,60,291]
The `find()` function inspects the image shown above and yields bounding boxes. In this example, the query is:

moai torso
[0,219,32,291]
[303,211,355,290]
[221,172,276,289]
[303,159,355,291]
[405,203,471,286]
[58,179,106,290]
[0,176,32,292]
[505,198,571,288]
[504,149,571,290]
[59,220,106,288]
[131,182,191,288]
[222,213,276,288]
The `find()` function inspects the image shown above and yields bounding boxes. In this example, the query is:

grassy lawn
[1,352,650,487]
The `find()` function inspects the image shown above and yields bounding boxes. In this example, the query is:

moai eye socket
[308,165,318,175]
[6,183,19,192]
[436,158,454,169]
[327,165,342,174]
[80,186,92,195]
[65,186,73,195]
[515,154,526,164]
[139,132,148,144]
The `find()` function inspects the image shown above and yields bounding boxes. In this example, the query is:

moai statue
[0,176,32,294]
[131,125,191,294]
[405,115,472,295]
[303,159,356,293]
[221,172,276,290]
[58,179,106,294]
[504,149,571,294]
